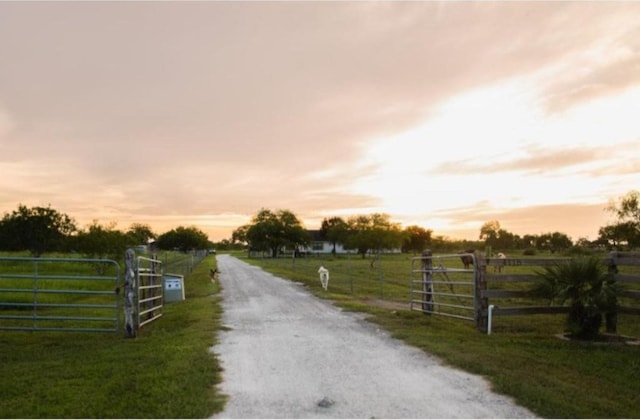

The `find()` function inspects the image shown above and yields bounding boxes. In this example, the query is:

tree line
[230,209,577,257]
[230,190,640,256]
[0,204,213,259]
[231,209,406,258]
[2,190,637,259]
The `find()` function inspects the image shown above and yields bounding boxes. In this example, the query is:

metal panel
[410,252,477,321]
[136,256,164,328]
[0,257,121,332]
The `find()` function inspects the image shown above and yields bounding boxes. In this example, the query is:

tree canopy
[343,213,404,258]
[0,204,77,256]
[319,216,349,255]
[72,221,129,261]
[402,225,433,254]
[4,194,637,259]
[155,226,211,252]
[479,220,519,250]
[236,208,310,257]
[599,190,640,249]
[127,223,156,245]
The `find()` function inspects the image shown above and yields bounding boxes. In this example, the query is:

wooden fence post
[606,251,619,334]
[475,251,488,332]
[124,248,137,338]
[422,249,433,314]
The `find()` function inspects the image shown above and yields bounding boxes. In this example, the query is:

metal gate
[122,249,165,337]
[0,256,121,332]
[136,255,163,328]
[410,251,477,322]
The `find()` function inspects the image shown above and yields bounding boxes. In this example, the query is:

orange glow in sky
[0,2,638,242]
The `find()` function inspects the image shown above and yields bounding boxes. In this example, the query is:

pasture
[241,251,640,418]
[0,253,225,418]
[0,250,638,418]
[0,256,121,332]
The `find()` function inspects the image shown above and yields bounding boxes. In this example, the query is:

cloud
[1,2,639,241]
[428,202,611,241]
[0,105,13,142]
[429,144,609,176]
[541,21,640,114]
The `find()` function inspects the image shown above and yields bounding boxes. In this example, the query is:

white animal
[494,252,506,273]
[318,266,329,290]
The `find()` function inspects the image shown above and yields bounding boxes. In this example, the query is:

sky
[1,1,639,243]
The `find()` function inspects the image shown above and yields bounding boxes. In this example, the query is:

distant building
[299,230,348,255]
[296,230,400,255]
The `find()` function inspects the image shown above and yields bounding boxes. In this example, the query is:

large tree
[231,224,250,246]
[479,220,501,244]
[0,204,76,256]
[402,225,433,254]
[343,213,404,258]
[597,223,636,249]
[244,208,310,257]
[536,232,573,253]
[600,190,640,249]
[319,216,349,255]
[70,221,130,273]
[126,223,156,245]
[72,221,129,260]
[155,226,210,252]
[479,220,520,250]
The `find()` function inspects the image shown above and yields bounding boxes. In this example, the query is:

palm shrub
[533,256,621,340]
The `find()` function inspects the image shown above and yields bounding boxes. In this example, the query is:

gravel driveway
[211,254,535,419]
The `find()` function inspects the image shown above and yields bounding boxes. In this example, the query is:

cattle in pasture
[459,249,475,269]
[493,252,507,273]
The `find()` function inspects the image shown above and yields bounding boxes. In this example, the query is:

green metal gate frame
[0,256,121,332]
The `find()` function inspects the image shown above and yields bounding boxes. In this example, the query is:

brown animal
[459,249,475,269]
[209,268,220,282]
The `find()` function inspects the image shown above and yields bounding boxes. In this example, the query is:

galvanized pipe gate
[0,256,121,332]
[0,249,166,336]
[410,250,479,324]
[123,248,164,338]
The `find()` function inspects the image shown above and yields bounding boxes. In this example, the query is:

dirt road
[211,254,534,419]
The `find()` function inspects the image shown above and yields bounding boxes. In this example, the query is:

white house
[297,230,400,255]
[298,230,348,255]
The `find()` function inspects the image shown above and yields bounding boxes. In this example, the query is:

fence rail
[477,251,640,332]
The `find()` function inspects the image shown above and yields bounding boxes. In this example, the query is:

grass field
[0,254,225,418]
[241,251,640,418]
[1,250,638,418]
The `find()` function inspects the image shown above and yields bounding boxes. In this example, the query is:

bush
[533,256,621,340]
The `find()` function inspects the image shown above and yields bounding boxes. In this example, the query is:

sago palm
[534,256,620,340]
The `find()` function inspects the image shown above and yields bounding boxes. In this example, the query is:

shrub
[533,256,621,340]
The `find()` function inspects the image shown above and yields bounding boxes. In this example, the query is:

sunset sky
[1,2,639,242]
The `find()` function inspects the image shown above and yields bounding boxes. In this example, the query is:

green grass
[1,250,638,418]
[0,255,225,418]
[241,251,640,418]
